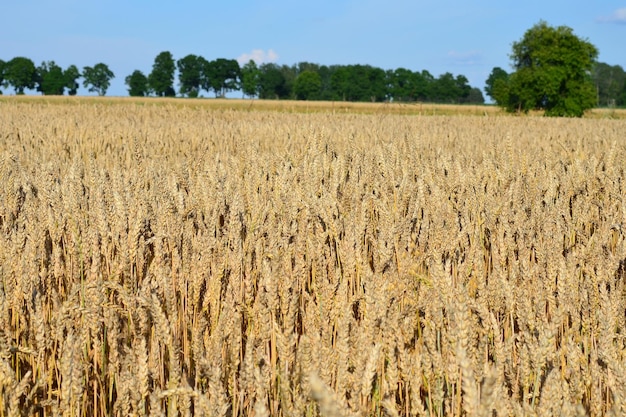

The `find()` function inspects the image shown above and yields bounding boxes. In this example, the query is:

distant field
[3,94,625,118]
[1,99,626,416]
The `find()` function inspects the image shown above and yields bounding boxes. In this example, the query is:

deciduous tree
[36,61,66,95]
[177,54,206,97]
[149,51,176,97]
[431,72,462,103]
[388,68,415,102]
[240,60,260,98]
[484,67,510,105]
[4,57,37,94]
[330,65,386,102]
[65,65,80,96]
[258,63,287,99]
[125,70,149,97]
[505,21,598,117]
[203,58,240,98]
[83,63,115,96]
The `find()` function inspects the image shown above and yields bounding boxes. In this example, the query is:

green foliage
[65,65,81,96]
[315,65,335,100]
[202,58,240,98]
[430,73,472,103]
[258,63,287,99]
[368,67,388,102]
[125,70,149,97]
[177,54,206,98]
[465,87,485,104]
[504,21,598,117]
[387,68,477,103]
[5,51,577,105]
[293,70,322,100]
[388,68,422,101]
[0,59,5,94]
[240,60,260,98]
[83,63,115,96]
[4,57,37,94]
[591,62,626,107]
[431,72,455,102]
[36,61,67,95]
[0,53,491,104]
[330,65,387,102]
[484,67,510,105]
[34,62,80,96]
[295,62,321,74]
[149,51,176,97]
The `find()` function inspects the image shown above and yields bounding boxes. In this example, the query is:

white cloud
[237,49,279,65]
[446,50,483,66]
[597,8,626,24]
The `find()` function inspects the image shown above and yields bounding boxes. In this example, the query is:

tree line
[2,21,624,116]
[0,52,485,104]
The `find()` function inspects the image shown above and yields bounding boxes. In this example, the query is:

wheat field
[1,98,626,416]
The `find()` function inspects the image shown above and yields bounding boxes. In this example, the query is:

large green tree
[203,58,240,98]
[83,63,115,96]
[4,57,37,94]
[240,60,260,98]
[149,51,176,97]
[505,21,598,117]
[36,61,67,95]
[177,54,206,97]
[125,70,149,96]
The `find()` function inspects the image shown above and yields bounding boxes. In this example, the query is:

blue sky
[1,0,625,98]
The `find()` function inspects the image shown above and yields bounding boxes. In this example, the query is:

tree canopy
[492,21,599,117]
[484,67,510,105]
[203,58,241,98]
[149,51,176,97]
[83,63,115,96]
[4,57,37,94]
[177,54,206,98]
[65,65,81,96]
[258,63,287,99]
[240,60,260,98]
[125,70,149,97]
[294,70,322,100]
[36,61,67,95]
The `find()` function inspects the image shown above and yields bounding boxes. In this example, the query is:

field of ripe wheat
[1,98,626,417]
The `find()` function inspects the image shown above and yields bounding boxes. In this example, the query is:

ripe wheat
[0,98,625,416]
